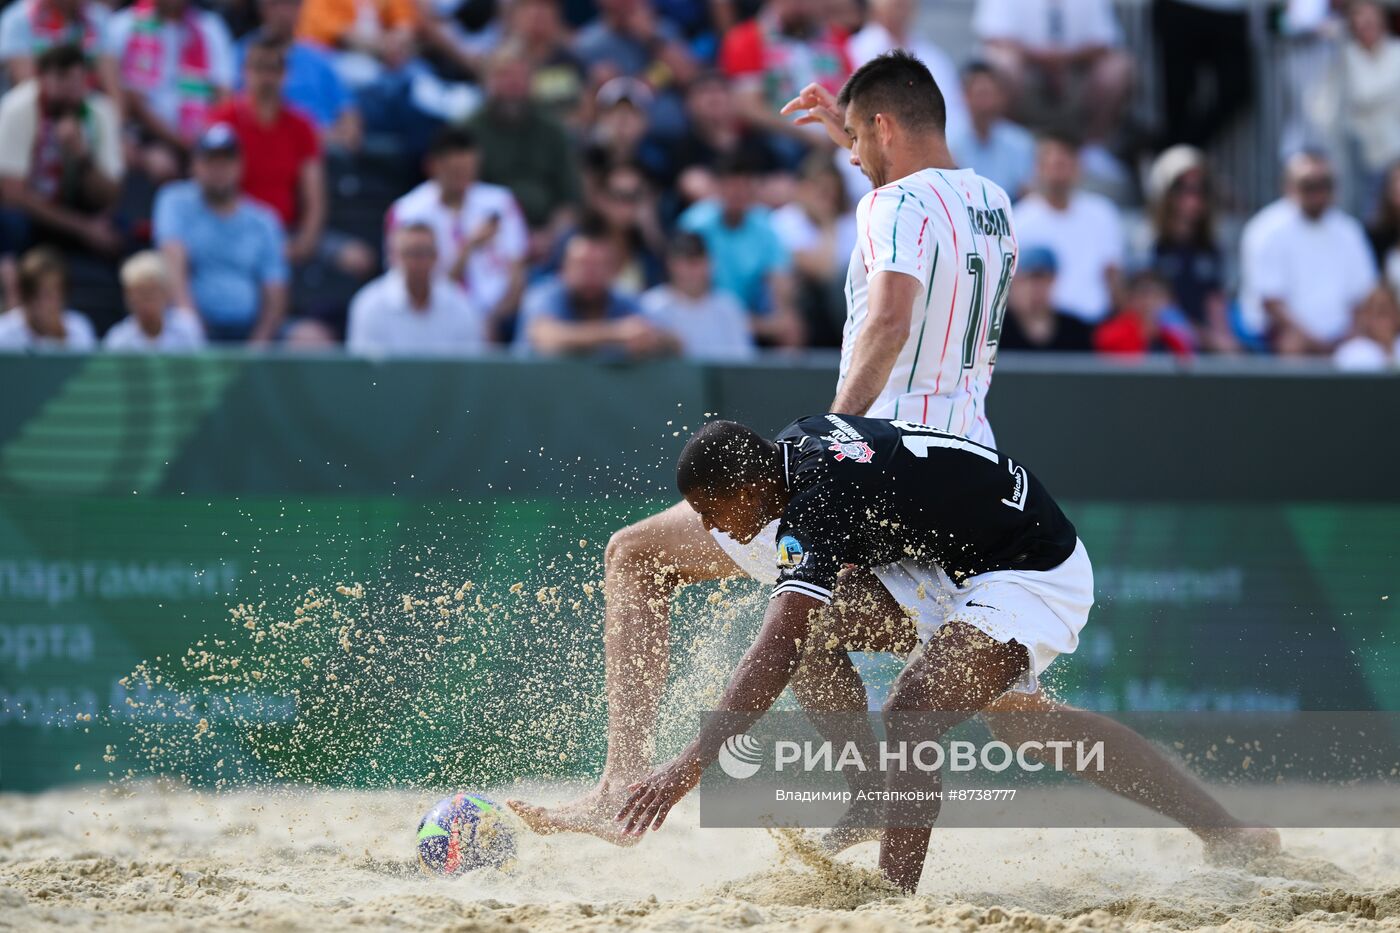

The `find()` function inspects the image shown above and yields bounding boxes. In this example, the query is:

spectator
[210,39,324,264]
[678,151,802,347]
[973,0,1132,147]
[1093,267,1195,358]
[1146,145,1236,353]
[153,124,288,343]
[669,72,776,206]
[506,0,585,126]
[947,60,1036,199]
[1341,1,1400,215]
[1013,134,1124,323]
[997,246,1093,352]
[0,0,118,101]
[294,0,417,86]
[1152,0,1253,150]
[0,246,95,349]
[346,222,484,356]
[237,0,360,149]
[387,126,529,338]
[109,0,235,152]
[769,152,854,346]
[102,250,205,351]
[1249,151,1377,355]
[517,227,677,358]
[1333,284,1400,371]
[585,161,666,295]
[719,0,851,165]
[466,48,581,243]
[0,44,123,259]
[583,77,672,187]
[1369,160,1400,293]
[571,0,695,135]
[640,232,754,360]
[846,0,968,143]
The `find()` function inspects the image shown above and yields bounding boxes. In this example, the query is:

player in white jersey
[840,164,1015,442]
[509,51,1276,863]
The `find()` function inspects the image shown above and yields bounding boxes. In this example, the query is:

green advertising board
[2,354,1398,792]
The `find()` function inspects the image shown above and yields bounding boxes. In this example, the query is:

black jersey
[769,414,1077,603]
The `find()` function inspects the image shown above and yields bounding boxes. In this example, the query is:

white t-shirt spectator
[0,81,123,194]
[974,0,1122,50]
[1252,205,1377,343]
[770,203,857,277]
[102,309,206,351]
[0,307,96,349]
[1013,190,1124,321]
[847,25,969,143]
[386,180,528,318]
[1333,334,1399,371]
[346,269,485,357]
[1342,36,1400,173]
[640,285,754,361]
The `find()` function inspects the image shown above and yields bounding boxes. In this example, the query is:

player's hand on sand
[615,757,703,836]
[780,82,850,150]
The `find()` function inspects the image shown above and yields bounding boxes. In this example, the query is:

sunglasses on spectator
[607,187,644,202]
[1298,176,1334,192]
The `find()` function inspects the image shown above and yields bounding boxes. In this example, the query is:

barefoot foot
[820,797,885,854]
[507,787,644,847]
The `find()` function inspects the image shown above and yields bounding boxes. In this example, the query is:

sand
[3,781,1399,932]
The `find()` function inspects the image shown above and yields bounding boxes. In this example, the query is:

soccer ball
[415,792,516,875]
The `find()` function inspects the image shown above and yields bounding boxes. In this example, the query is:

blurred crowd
[1,0,1399,370]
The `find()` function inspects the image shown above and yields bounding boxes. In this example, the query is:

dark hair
[36,44,86,74]
[17,247,65,303]
[676,421,779,497]
[1036,130,1083,153]
[836,49,946,135]
[667,231,708,258]
[961,59,999,81]
[713,148,766,179]
[245,36,288,69]
[428,126,478,159]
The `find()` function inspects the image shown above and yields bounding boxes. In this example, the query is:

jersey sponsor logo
[822,414,865,442]
[776,535,807,569]
[826,438,875,463]
[1001,459,1029,511]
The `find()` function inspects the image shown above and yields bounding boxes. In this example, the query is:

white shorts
[714,525,1093,694]
[871,538,1093,694]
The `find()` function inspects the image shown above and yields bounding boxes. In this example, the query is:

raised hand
[780,82,850,150]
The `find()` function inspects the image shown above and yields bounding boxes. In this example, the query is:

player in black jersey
[615,415,1097,893]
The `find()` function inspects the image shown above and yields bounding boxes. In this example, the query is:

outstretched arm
[614,591,822,834]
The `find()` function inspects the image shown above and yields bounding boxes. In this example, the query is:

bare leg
[508,500,740,843]
[789,570,919,851]
[985,690,1280,863]
[880,622,1030,893]
[802,576,1278,864]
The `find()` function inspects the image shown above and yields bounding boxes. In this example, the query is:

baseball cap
[195,123,240,156]
[596,76,653,110]
[1018,246,1058,276]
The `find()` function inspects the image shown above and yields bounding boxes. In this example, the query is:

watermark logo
[718,733,763,779]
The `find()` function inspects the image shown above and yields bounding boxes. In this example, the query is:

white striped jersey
[839,167,1018,446]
